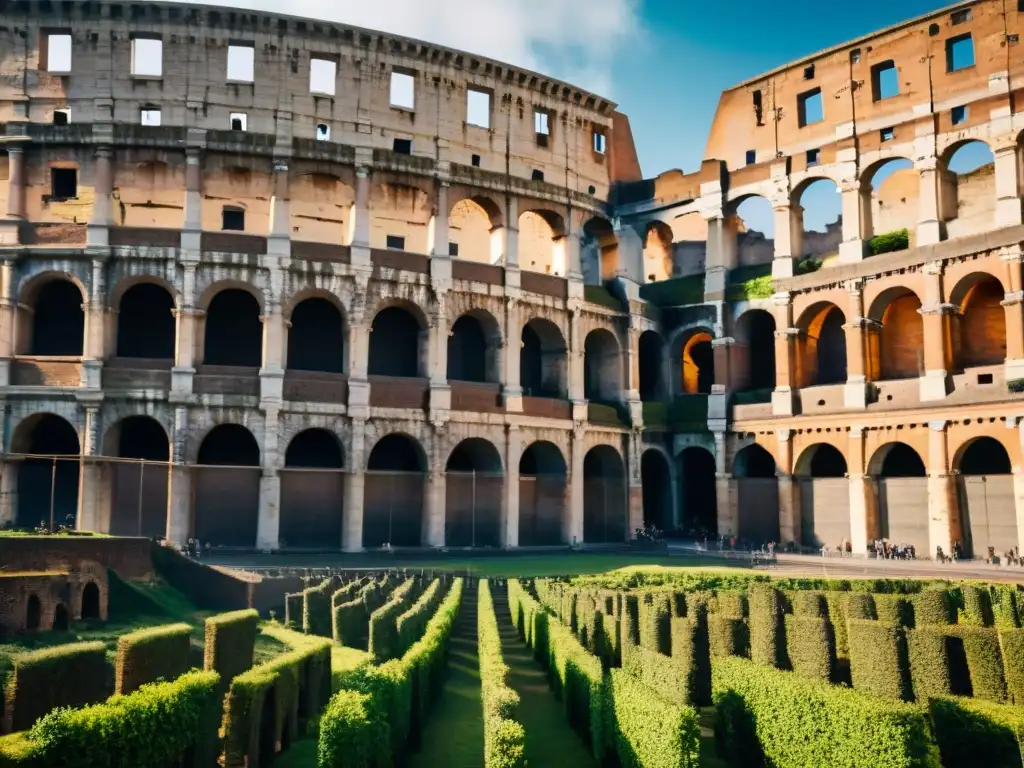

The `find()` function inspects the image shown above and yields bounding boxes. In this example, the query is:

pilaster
[918,261,951,402]
[504,426,521,548]
[343,421,366,552]
[567,424,585,545]
[927,420,959,558]
[86,146,114,247]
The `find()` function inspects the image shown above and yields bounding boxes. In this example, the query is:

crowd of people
[870,539,918,560]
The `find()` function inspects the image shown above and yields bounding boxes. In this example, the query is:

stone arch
[18,275,86,357]
[446,437,504,548]
[104,415,170,538]
[870,441,929,552]
[638,330,666,401]
[290,172,355,245]
[949,273,1006,369]
[641,449,672,531]
[280,428,345,550]
[679,446,717,536]
[519,208,567,276]
[582,216,619,282]
[860,156,915,242]
[642,221,674,283]
[449,196,502,263]
[369,301,427,378]
[733,442,780,543]
[734,444,777,478]
[795,442,850,550]
[954,435,1013,475]
[584,328,621,402]
[26,594,41,631]
[520,318,568,398]
[791,176,842,261]
[939,140,996,239]
[796,302,846,387]
[13,413,80,530]
[288,297,346,374]
[868,442,927,477]
[81,582,101,620]
[735,309,776,391]
[795,443,848,477]
[583,444,627,543]
[115,282,176,360]
[53,603,69,631]
[518,440,567,546]
[868,287,923,381]
[193,424,261,548]
[727,194,774,267]
[365,433,426,548]
[448,309,502,384]
[202,287,264,368]
[955,436,1016,558]
[675,329,714,395]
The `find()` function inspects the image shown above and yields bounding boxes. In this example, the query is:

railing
[290,241,351,263]
[194,365,260,397]
[450,381,504,414]
[282,371,348,403]
[108,227,182,248]
[23,223,87,246]
[521,396,572,420]
[10,357,82,387]
[368,376,429,409]
[520,271,568,300]
[451,260,504,286]
[200,232,267,255]
[101,358,173,391]
[370,249,430,274]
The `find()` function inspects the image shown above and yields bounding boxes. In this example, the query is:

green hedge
[912,589,955,627]
[959,585,995,627]
[874,594,914,627]
[478,580,526,768]
[509,580,550,664]
[784,615,835,682]
[303,578,337,637]
[748,584,784,668]
[285,592,302,629]
[990,586,1021,630]
[1,642,110,734]
[1001,628,1024,704]
[713,590,747,618]
[334,597,370,649]
[788,591,827,618]
[4,670,221,768]
[907,627,953,701]
[670,610,712,706]
[623,644,688,707]
[204,609,258,687]
[396,579,443,655]
[606,668,700,768]
[848,620,911,701]
[846,592,877,620]
[712,656,941,768]
[948,626,1007,702]
[639,593,672,655]
[315,689,387,768]
[928,696,1024,768]
[708,616,748,659]
[368,578,419,663]
[867,228,909,256]
[114,622,192,695]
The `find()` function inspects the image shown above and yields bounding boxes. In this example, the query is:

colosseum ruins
[0,0,1022,558]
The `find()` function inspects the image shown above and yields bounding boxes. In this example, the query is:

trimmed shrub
[875,594,914,627]
[303,578,336,637]
[948,626,1007,702]
[906,627,953,701]
[708,616,748,659]
[990,586,1021,630]
[639,592,671,654]
[959,585,995,627]
[846,592,877,620]
[509,580,549,664]
[789,591,827,618]
[670,610,712,706]
[479,580,526,768]
[396,578,443,655]
[203,609,258,686]
[114,622,192,695]
[867,228,910,256]
[316,689,388,768]
[825,591,871,658]
[712,656,941,768]
[748,584,785,668]
[607,668,700,768]
[912,589,955,627]
[331,579,364,610]
[848,620,911,702]
[2,642,109,735]
[713,590,746,618]
[622,645,688,707]
[783,615,835,682]
[368,578,419,663]
[1000,628,1024,704]
[929,696,1024,768]
[23,670,221,768]
[334,598,369,649]
[285,592,302,629]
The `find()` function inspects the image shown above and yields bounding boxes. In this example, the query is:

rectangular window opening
[880,127,894,142]
[471,154,481,167]
[851,48,862,64]
[951,105,969,125]
[222,207,245,231]
[386,234,406,250]
[51,168,77,200]
[535,109,551,148]
[390,71,415,110]
[141,107,161,126]
[752,89,764,125]
[448,242,459,257]
[45,33,72,72]
[946,33,975,72]
[316,123,330,141]
[745,149,756,166]
[978,372,994,385]
[467,89,491,129]
[53,108,70,126]
[131,36,163,78]
[227,44,255,83]
[393,138,412,155]
[797,88,824,127]
[803,64,815,80]
[806,148,821,167]
[230,112,247,131]
[310,57,337,96]
[531,169,544,182]
[593,130,606,154]
[871,60,900,100]
[951,8,972,24]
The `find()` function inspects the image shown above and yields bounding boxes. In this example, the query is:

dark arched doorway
[796,444,849,549]
[280,429,344,549]
[193,424,261,547]
[520,319,567,398]
[680,332,715,394]
[680,447,717,536]
[287,298,345,373]
[584,329,621,402]
[734,444,779,544]
[364,434,425,548]
[446,438,503,548]
[641,450,672,531]
[738,310,776,391]
[638,331,665,401]
[116,283,175,360]
[29,279,85,356]
[799,305,847,386]
[15,414,81,530]
[81,582,101,620]
[583,446,627,543]
[53,604,69,631]
[26,595,41,631]
[108,416,170,538]
[957,437,1016,558]
[204,289,263,367]
[871,443,928,551]
[369,306,423,378]
[448,314,497,383]
[519,441,567,546]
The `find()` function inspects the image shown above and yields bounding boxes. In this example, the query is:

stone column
[569,307,585,408]
[504,426,521,548]
[425,429,447,547]
[772,204,794,278]
[713,431,736,536]
[567,426,585,545]
[0,460,15,528]
[839,181,866,262]
[181,147,203,252]
[0,260,16,387]
[166,406,191,546]
[255,408,281,551]
[775,429,800,545]
[842,280,868,409]
[76,406,104,533]
[1014,419,1024,555]
[846,427,872,554]
[927,420,959,558]
[703,215,737,297]
[87,147,114,247]
[432,182,450,257]
[350,164,372,268]
[0,145,26,245]
[428,309,451,413]
[267,159,291,257]
[919,261,951,401]
[771,291,797,416]
[994,139,1023,228]
[347,316,371,415]
[502,195,519,268]
[916,157,943,247]
[1002,246,1024,381]
[343,421,366,552]
[503,298,522,412]
[81,258,106,389]
[259,301,285,403]
[627,431,644,537]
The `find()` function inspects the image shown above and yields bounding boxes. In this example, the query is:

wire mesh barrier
[445,470,503,548]
[193,465,262,547]
[10,454,82,530]
[278,468,345,549]
[363,470,425,548]
[583,475,628,543]
[518,475,567,545]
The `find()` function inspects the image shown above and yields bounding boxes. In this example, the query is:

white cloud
[173,0,642,97]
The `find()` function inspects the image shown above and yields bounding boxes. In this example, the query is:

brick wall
[0,537,153,579]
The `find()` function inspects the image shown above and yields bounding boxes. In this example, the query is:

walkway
[408,582,484,768]
[493,590,598,768]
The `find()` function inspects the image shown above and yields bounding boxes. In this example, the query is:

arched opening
[941,141,996,240]
[732,195,774,270]
[583,446,627,543]
[680,331,714,394]
[26,595,41,631]
[956,437,1016,559]
[446,438,503,548]
[194,424,261,548]
[582,217,619,283]
[871,442,928,552]
[735,310,776,392]
[52,603,69,631]
[734,445,780,545]
[951,275,1006,370]
[280,429,345,550]
[520,318,568,398]
[518,441,567,546]
[641,450,672,531]
[15,414,80,530]
[116,283,175,360]
[680,447,717,536]
[584,329,621,402]
[81,582,100,620]
[638,331,665,401]
[369,306,424,378]
[287,298,345,374]
[796,444,849,549]
[870,289,923,381]
[797,303,847,386]
[28,279,85,356]
[108,416,170,537]
[449,197,501,263]
[642,222,674,283]
[204,289,262,367]
[519,210,566,276]
[448,312,499,383]
[862,157,914,243]
[365,434,425,548]
[792,178,842,264]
